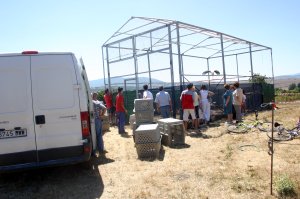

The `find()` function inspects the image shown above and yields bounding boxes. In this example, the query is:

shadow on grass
[188,131,212,139]
[0,157,107,199]
[170,143,191,149]
[120,133,132,138]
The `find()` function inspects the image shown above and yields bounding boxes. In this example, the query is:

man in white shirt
[143,84,153,99]
[155,86,172,118]
[232,82,243,123]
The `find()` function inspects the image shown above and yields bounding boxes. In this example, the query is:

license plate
[0,129,27,139]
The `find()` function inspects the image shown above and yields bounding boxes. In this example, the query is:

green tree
[297,82,300,88]
[249,73,268,84]
[97,90,105,101]
[288,83,296,91]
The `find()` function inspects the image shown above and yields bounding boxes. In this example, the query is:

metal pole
[105,46,112,91]
[102,46,107,89]
[207,58,211,90]
[132,37,139,99]
[270,102,274,195]
[236,54,240,82]
[168,25,176,118]
[181,54,185,86]
[150,32,153,51]
[270,49,275,101]
[249,43,254,78]
[147,51,152,89]
[220,34,226,84]
[176,22,183,89]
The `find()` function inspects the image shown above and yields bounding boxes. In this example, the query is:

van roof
[0,52,75,57]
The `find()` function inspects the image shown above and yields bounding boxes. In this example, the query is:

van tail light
[80,111,90,137]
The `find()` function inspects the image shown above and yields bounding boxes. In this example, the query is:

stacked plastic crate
[157,118,185,147]
[134,124,161,158]
[133,99,161,158]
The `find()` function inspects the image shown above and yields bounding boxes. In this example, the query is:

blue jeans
[160,105,170,118]
[116,112,125,133]
[95,118,104,151]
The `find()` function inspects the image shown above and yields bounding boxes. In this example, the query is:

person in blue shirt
[155,86,172,118]
[223,84,233,125]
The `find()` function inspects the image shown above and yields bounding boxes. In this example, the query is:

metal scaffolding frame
[102,17,273,117]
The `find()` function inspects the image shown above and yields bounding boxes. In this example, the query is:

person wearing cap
[143,84,153,99]
[116,87,127,134]
[180,83,196,131]
[92,92,107,153]
[155,86,172,118]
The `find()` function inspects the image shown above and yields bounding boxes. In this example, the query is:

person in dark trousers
[223,84,233,125]
[116,87,127,134]
[92,92,106,153]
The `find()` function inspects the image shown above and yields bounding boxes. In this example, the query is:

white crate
[158,118,185,146]
[134,99,153,111]
[134,123,160,144]
[158,118,183,134]
[135,138,161,159]
[135,110,154,124]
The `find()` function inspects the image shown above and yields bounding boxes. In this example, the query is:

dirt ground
[0,102,299,199]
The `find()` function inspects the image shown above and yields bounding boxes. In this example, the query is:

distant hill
[274,73,300,89]
[275,73,300,80]
[89,77,164,88]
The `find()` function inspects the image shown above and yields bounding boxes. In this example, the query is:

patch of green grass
[275,174,297,198]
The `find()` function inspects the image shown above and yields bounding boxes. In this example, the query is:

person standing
[155,86,172,118]
[92,92,107,153]
[241,89,247,116]
[193,86,200,130]
[223,84,233,125]
[104,89,115,125]
[200,85,214,125]
[116,87,127,134]
[232,82,243,123]
[180,83,196,131]
[143,84,153,99]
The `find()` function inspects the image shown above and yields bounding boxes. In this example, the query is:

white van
[0,51,96,171]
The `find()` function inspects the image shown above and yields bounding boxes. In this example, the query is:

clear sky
[1,0,299,80]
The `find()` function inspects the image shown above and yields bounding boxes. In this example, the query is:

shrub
[275,174,296,197]
[288,83,296,91]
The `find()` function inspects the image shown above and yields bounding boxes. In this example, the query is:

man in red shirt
[116,87,127,134]
[104,89,115,125]
[180,83,196,131]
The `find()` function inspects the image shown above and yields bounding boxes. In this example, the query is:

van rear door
[0,56,37,167]
[30,54,84,162]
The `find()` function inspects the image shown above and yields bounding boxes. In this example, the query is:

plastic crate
[134,123,160,144]
[135,110,154,124]
[157,118,184,134]
[129,114,136,129]
[134,99,153,111]
[135,138,161,159]
[158,119,185,146]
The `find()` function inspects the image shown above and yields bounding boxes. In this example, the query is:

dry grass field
[0,102,299,199]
